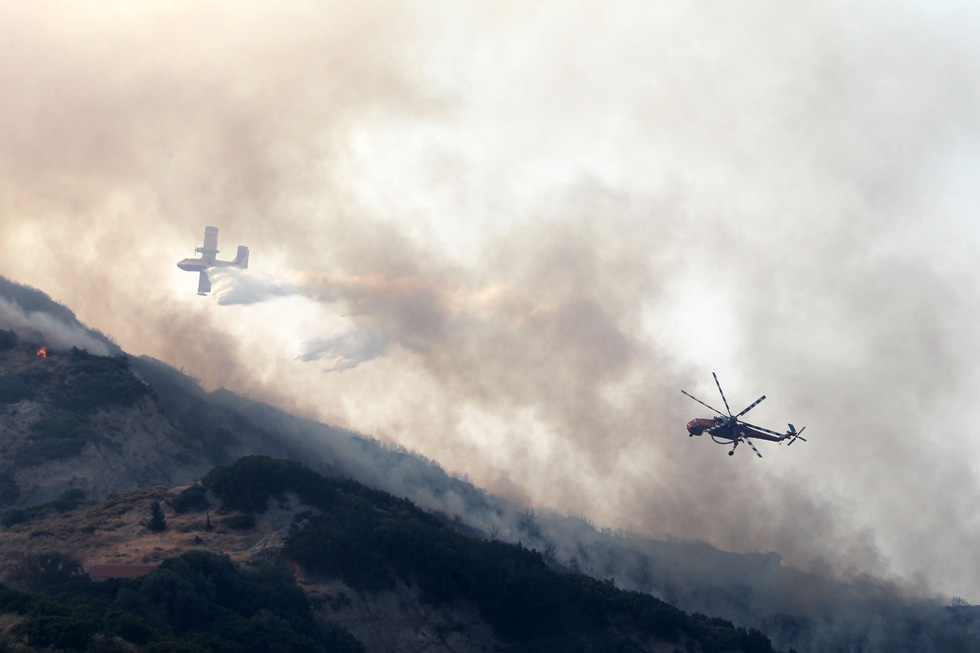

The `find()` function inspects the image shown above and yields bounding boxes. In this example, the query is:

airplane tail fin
[233,245,249,269]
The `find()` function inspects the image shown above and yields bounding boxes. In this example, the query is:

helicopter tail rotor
[787,423,807,446]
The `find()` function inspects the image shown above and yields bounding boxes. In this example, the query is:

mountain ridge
[0,456,779,652]
[0,276,977,652]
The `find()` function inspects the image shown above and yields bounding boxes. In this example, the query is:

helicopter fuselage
[681,373,805,457]
[686,417,785,443]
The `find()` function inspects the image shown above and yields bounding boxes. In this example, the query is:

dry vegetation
[0,484,305,585]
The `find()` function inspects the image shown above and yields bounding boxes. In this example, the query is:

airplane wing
[198,226,219,257]
[197,270,211,295]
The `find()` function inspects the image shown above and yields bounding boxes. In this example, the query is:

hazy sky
[3,0,980,601]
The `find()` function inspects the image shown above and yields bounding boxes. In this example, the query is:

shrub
[59,349,147,413]
[0,550,365,651]
[223,513,256,530]
[203,456,301,513]
[0,330,16,350]
[10,615,96,650]
[16,412,99,466]
[1,509,28,527]
[148,501,166,532]
[33,412,95,438]
[138,551,365,652]
[0,376,32,404]
[172,484,209,513]
[59,373,147,413]
[203,456,345,513]
[7,551,87,593]
[103,608,152,645]
[49,488,89,512]
[15,438,85,466]
[29,444,75,470]
[0,474,19,506]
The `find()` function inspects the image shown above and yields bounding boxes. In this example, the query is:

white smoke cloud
[0,296,111,356]
[2,0,980,607]
[207,265,459,371]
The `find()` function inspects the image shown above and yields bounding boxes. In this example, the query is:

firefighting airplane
[176,226,249,295]
[682,373,806,458]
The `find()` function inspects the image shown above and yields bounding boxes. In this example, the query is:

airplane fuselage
[177,226,248,295]
[176,257,214,272]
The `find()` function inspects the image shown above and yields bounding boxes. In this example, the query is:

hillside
[0,344,209,507]
[0,277,979,652]
[0,457,776,652]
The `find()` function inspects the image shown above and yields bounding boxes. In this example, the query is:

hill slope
[0,276,978,652]
[0,457,777,652]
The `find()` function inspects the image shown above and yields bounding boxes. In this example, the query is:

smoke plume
[2,0,980,607]
[0,296,111,356]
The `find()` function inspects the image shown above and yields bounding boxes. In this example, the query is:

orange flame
[36,347,46,358]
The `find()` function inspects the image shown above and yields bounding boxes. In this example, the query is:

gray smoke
[1,0,980,608]
[0,296,111,356]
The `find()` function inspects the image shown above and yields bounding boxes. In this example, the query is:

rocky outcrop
[3,395,210,507]
[0,345,212,507]
[303,578,500,653]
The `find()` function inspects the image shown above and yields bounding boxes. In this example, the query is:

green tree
[223,513,256,530]
[0,474,19,506]
[148,501,166,532]
[7,551,87,593]
[173,484,209,513]
[0,330,16,350]
[0,376,32,404]
[10,615,96,650]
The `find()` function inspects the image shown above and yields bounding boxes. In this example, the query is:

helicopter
[682,373,805,457]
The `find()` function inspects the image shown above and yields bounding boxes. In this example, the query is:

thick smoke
[2,0,980,606]
[0,296,111,356]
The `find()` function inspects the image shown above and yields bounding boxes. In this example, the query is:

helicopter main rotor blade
[681,390,726,417]
[736,395,766,418]
[738,421,786,438]
[739,431,763,458]
[713,372,732,416]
